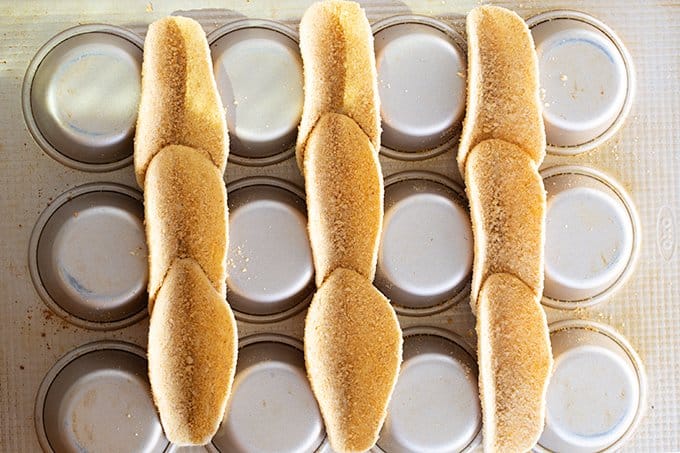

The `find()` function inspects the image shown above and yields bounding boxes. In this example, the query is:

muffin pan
[208,20,303,165]
[373,15,466,159]
[538,320,646,452]
[35,341,168,453]
[375,171,472,315]
[5,2,674,452]
[226,177,314,322]
[527,11,635,154]
[542,165,639,308]
[376,327,481,452]
[212,335,326,453]
[28,182,148,330]
[22,25,143,171]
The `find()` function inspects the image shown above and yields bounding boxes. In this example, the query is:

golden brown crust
[135,16,228,188]
[458,5,545,177]
[296,0,381,171]
[304,112,383,286]
[465,139,545,310]
[305,268,402,453]
[144,144,228,310]
[148,258,238,446]
[477,273,552,453]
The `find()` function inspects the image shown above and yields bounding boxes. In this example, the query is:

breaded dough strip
[305,268,401,453]
[299,2,401,452]
[135,16,228,188]
[305,112,383,286]
[135,17,237,446]
[148,258,238,446]
[296,0,381,171]
[144,145,228,310]
[458,5,545,177]
[465,139,545,310]
[459,6,552,452]
[477,273,552,452]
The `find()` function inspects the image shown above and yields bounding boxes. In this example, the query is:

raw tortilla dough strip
[465,138,546,311]
[305,268,401,453]
[304,112,383,287]
[476,273,552,452]
[459,6,553,452]
[148,258,238,446]
[458,5,546,178]
[144,144,228,310]
[135,16,228,188]
[135,16,237,446]
[295,0,381,172]
[298,2,402,452]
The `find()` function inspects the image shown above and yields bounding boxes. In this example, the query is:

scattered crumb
[560,74,568,82]
[145,2,153,13]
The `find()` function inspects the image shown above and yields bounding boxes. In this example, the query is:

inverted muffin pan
[15,6,656,453]
[22,24,143,172]
[375,171,472,316]
[226,177,314,322]
[376,327,482,453]
[527,10,635,155]
[537,320,646,453]
[542,165,640,308]
[373,15,467,160]
[211,334,327,453]
[28,182,148,330]
[34,341,168,453]
[208,20,303,166]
